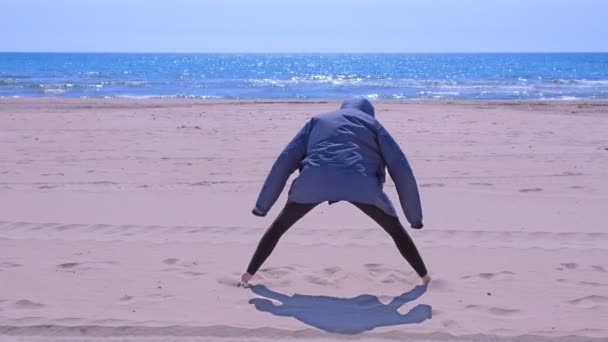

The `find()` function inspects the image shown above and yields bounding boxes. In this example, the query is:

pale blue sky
[1,0,606,53]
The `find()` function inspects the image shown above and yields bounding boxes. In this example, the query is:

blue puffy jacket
[254,98,423,227]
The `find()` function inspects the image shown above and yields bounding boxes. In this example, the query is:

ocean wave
[572,79,608,86]
[25,83,68,90]
[0,79,18,86]
[243,77,608,91]
[25,83,102,90]
[82,71,101,77]
[125,81,148,87]
[42,86,66,94]
[551,79,608,86]
[248,75,369,87]
[112,94,224,99]
[100,80,148,87]
[0,92,601,100]
[10,77,606,96]
[3,78,608,100]
[418,91,460,96]
[249,79,287,88]
[0,74,32,79]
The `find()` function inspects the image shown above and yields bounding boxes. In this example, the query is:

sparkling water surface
[1,53,607,99]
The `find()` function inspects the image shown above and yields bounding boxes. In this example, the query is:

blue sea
[1,53,607,100]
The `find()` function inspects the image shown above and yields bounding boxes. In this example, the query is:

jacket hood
[340,98,375,117]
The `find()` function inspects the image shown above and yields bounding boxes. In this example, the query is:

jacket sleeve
[377,124,423,226]
[254,120,312,215]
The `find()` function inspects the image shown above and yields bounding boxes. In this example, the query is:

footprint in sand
[380,270,410,284]
[561,262,578,270]
[54,317,83,324]
[119,295,134,302]
[462,271,515,281]
[217,274,242,287]
[568,295,608,309]
[58,262,80,269]
[556,262,578,271]
[363,264,415,285]
[145,293,174,302]
[469,182,494,187]
[420,183,445,188]
[13,300,45,309]
[307,269,354,286]
[488,307,522,317]
[519,188,543,193]
[162,258,179,265]
[465,304,523,318]
[441,319,460,329]
[427,277,451,292]
[56,262,91,273]
[55,224,82,232]
[259,266,295,278]
[578,281,608,287]
[364,263,389,277]
[56,261,114,273]
[305,274,335,286]
[38,185,57,190]
[161,258,205,278]
[253,267,294,287]
[321,266,342,276]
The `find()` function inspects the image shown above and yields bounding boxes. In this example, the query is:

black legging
[246,202,428,277]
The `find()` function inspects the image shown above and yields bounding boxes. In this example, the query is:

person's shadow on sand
[248,284,432,334]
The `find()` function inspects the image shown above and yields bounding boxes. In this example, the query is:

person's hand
[411,222,424,229]
[252,207,266,217]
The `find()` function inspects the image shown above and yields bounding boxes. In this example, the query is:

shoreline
[3,97,608,104]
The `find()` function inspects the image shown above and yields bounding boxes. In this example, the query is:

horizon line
[1,51,608,54]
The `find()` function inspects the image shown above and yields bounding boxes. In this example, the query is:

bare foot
[421,274,431,286]
[238,272,253,288]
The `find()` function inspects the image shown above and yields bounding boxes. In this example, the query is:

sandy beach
[0,98,607,341]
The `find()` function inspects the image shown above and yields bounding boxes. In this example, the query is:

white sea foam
[550,79,608,86]
[42,87,65,94]
[418,91,460,96]
[124,81,148,87]
[0,79,18,86]
[575,79,608,86]
[115,95,155,99]
[113,94,224,100]
[250,79,286,88]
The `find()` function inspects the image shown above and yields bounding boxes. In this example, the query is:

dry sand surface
[0,99,607,341]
